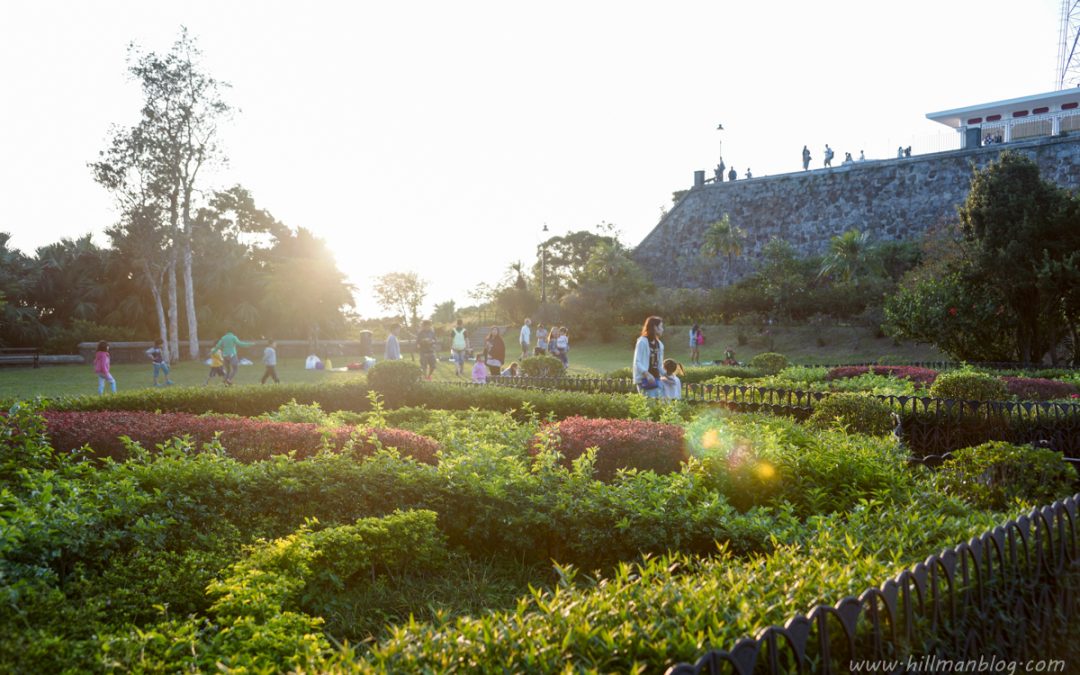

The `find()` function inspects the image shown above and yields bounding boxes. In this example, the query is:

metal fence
[474,376,1080,456]
[664,494,1080,675]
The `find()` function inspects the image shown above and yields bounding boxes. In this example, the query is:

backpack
[451,327,467,350]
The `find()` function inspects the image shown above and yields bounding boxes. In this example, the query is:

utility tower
[1057,0,1080,88]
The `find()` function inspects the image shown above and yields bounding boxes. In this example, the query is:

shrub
[806,393,895,436]
[825,365,939,385]
[530,416,687,481]
[1001,377,1078,401]
[748,352,789,375]
[607,365,764,383]
[42,411,440,464]
[937,441,1078,510]
[520,355,565,377]
[366,360,422,405]
[929,371,1007,401]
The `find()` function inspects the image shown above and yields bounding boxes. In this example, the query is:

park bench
[0,347,41,368]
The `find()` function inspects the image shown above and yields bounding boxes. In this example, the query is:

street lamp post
[540,224,549,304]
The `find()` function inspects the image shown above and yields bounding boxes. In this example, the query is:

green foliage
[520,354,565,377]
[806,393,895,436]
[41,319,139,355]
[748,352,789,375]
[936,441,1078,510]
[887,152,1080,363]
[366,360,422,406]
[929,370,1007,401]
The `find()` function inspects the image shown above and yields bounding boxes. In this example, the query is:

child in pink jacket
[471,354,488,384]
[94,341,116,394]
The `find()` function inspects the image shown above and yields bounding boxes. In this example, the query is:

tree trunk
[182,242,199,359]
[167,255,180,362]
[144,262,170,362]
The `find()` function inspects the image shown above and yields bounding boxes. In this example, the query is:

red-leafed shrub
[825,365,939,385]
[530,416,687,481]
[42,411,439,464]
[1001,377,1079,401]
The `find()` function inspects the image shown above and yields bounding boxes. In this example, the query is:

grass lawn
[0,325,944,399]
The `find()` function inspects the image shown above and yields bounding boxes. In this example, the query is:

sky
[0,0,1064,318]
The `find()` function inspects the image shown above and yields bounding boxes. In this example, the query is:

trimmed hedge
[806,394,895,436]
[530,416,687,481]
[1001,376,1078,401]
[520,355,565,377]
[929,371,1007,401]
[42,411,440,464]
[937,441,1078,510]
[748,352,789,375]
[825,365,939,385]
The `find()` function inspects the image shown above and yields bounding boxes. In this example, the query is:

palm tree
[819,229,872,285]
[703,215,745,286]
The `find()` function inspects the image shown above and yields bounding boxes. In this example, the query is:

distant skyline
[0,0,1062,317]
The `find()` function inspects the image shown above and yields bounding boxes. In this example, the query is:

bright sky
[0,0,1062,317]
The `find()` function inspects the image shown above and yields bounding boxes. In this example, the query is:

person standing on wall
[632,316,665,398]
[802,145,811,170]
[519,318,532,361]
[213,329,254,386]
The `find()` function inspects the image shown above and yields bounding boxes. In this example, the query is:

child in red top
[94,341,116,394]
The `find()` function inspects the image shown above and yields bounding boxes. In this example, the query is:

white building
[927,89,1080,147]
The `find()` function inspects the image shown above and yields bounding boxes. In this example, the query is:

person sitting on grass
[500,361,519,377]
[471,353,488,384]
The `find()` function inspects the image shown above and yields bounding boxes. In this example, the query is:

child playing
[146,339,173,386]
[261,340,280,384]
[471,354,488,384]
[661,358,684,400]
[94,341,116,394]
[205,347,226,385]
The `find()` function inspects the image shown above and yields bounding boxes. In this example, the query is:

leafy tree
[818,229,875,285]
[432,300,456,323]
[702,215,745,286]
[373,272,428,328]
[531,229,616,302]
[0,233,45,346]
[29,235,109,330]
[886,152,1080,363]
[560,241,652,341]
[262,228,355,344]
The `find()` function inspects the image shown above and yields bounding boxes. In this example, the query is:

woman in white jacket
[632,316,665,398]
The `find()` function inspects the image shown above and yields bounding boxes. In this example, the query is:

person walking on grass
[205,347,226,385]
[416,319,437,380]
[146,339,173,386]
[94,341,116,394]
[519,318,532,361]
[385,324,402,361]
[213,329,254,386]
[633,316,665,398]
[450,319,468,376]
[689,324,702,366]
[261,340,280,384]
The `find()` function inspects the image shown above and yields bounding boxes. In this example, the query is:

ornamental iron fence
[664,494,1080,675]
[471,376,1080,456]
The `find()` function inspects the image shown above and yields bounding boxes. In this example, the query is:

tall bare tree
[95,27,231,359]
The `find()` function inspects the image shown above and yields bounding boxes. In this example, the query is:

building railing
[664,494,1080,675]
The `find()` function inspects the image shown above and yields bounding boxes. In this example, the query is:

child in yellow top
[205,348,226,386]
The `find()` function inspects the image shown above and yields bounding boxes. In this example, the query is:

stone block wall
[633,135,1080,288]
